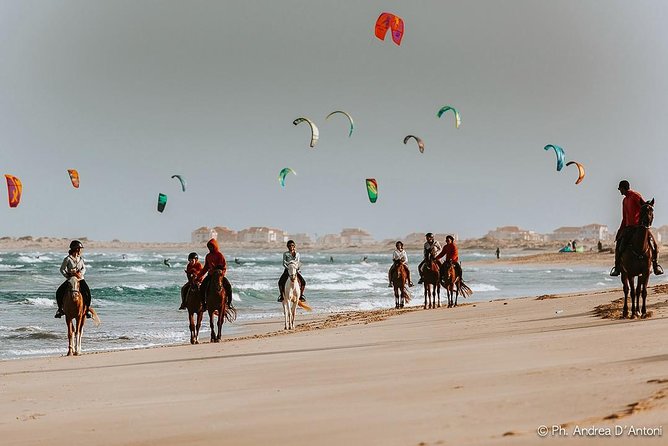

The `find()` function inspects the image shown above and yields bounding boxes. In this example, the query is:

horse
[620,199,655,319]
[282,262,301,330]
[185,282,204,344]
[390,262,411,309]
[420,256,441,309]
[63,277,99,356]
[203,268,236,342]
[441,261,473,308]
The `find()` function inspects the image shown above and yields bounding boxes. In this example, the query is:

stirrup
[277,295,284,302]
[609,266,621,277]
[654,264,664,275]
[54,309,64,318]
[299,296,306,302]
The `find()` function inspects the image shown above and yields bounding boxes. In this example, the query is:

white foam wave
[124,284,149,290]
[24,297,55,307]
[235,282,272,291]
[0,264,24,270]
[17,256,42,263]
[308,281,375,291]
[130,266,147,273]
[469,283,499,292]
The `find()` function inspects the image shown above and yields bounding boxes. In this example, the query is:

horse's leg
[283,295,289,330]
[195,311,202,344]
[66,317,74,356]
[216,306,223,342]
[629,276,637,319]
[437,283,441,308]
[423,284,428,309]
[393,285,399,309]
[621,275,629,319]
[635,275,644,317]
[209,310,216,342]
[291,298,298,330]
[188,311,196,344]
[641,274,649,318]
[76,317,84,355]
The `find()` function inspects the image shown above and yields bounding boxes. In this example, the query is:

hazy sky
[1,0,668,242]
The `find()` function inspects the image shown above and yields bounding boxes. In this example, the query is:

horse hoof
[190,338,195,345]
[67,351,73,357]
[630,314,636,320]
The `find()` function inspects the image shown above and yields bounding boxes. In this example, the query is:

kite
[437,106,461,129]
[374,12,404,46]
[293,117,319,148]
[326,110,354,137]
[278,168,296,188]
[67,169,80,188]
[157,193,167,213]
[4,175,22,208]
[171,175,186,192]
[544,145,565,171]
[366,178,378,203]
[403,135,425,153]
[565,161,585,184]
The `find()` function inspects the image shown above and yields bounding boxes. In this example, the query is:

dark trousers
[56,279,91,309]
[278,269,306,297]
[201,275,233,306]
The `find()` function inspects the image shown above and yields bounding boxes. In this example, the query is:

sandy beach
[2,283,667,445]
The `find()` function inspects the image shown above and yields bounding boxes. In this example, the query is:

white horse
[282,262,301,330]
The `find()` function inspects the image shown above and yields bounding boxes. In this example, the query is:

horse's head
[287,262,299,281]
[67,277,80,294]
[641,199,655,228]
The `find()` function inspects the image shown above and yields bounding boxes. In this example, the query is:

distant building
[317,234,342,246]
[237,227,286,244]
[486,226,542,242]
[340,228,374,245]
[192,226,217,244]
[213,226,237,243]
[579,224,609,241]
[550,227,581,242]
[656,225,668,244]
[288,233,313,246]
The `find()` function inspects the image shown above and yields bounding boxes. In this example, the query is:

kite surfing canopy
[366,178,378,203]
[544,145,565,171]
[157,193,167,213]
[67,169,80,188]
[293,117,319,148]
[171,175,186,192]
[278,168,297,188]
[565,161,585,184]
[4,175,22,208]
[374,12,404,46]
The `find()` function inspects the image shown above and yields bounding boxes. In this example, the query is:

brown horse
[420,257,441,309]
[440,261,473,308]
[63,277,99,356]
[185,282,204,344]
[204,268,236,342]
[390,262,411,309]
[620,199,654,319]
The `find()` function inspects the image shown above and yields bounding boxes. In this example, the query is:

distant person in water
[179,252,202,310]
[234,258,241,265]
[163,258,171,268]
[330,256,334,263]
[362,256,368,263]
[496,247,500,259]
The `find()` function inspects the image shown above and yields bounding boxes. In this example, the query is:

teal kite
[437,106,461,129]
[157,193,167,213]
[278,168,297,188]
[544,145,565,171]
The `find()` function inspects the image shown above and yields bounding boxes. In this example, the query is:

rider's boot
[277,294,283,302]
[653,260,664,275]
[54,308,64,318]
[299,294,306,302]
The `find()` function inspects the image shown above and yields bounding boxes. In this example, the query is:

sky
[1,0,668,242]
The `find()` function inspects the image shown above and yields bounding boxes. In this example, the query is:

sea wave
[23,297,55,307]
[129,266,148,273]
[469,283,500,292]
[0,264,24,270]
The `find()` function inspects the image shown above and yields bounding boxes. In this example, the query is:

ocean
[1,249,663,360]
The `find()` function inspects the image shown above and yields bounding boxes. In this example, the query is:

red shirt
[198,238,227,279]
[620,189,644,231]
[435,243,459,263]
[186,261,203,283]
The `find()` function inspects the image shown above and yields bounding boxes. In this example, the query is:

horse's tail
[402,287,411,304]
[88,307,102,327]
[458,281,473,298]
[298,301,313,312]
[223,302,237,323]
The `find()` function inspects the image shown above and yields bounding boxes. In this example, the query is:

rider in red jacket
[435,235,462,281]
[197,238,233,309]
[610,180,663,276]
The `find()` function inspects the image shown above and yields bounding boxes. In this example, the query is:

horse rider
[197,238,234,310]
[278,240,307,302]
[54,240,92,318]
[435,235,463,281]
[179,252,203,310]
[610,180,663,276]
[417,233,442,284]
[388,241,414,287]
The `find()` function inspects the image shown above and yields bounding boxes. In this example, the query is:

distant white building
[213,226,237,243]
[550,227,581,242]
[192,227,218,244]
[579,224,609,241]
[288,233,313,246]
[340,228,374,245]
[317,234,342,246]
[237,227,286,244]
[487,226,543,242]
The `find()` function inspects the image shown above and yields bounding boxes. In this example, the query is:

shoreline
[3,284,667,444]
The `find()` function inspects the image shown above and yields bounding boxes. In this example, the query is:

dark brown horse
[440,261,473,308]
[390,262,411,309]
[420,257,441,309]
[620,199,654,319]
[204,268,236,342]
[185,282,204,344]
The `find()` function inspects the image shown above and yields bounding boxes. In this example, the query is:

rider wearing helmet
[179,252,203,310]
[277,240,306,302]
[54,240,92,318]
